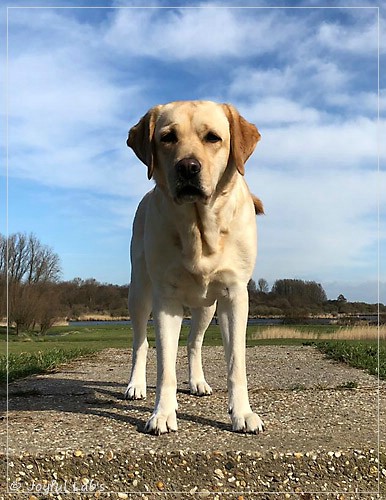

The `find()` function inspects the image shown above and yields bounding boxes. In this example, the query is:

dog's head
[127,100,260,205]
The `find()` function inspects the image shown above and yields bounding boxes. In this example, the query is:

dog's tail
[251,194,264,215]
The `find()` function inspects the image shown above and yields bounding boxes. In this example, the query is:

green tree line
[247,278,382,320]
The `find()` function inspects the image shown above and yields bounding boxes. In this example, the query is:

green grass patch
[1,324,306,382]
[317,340,385,380]
[336,380,359,390]
[1,348,96,383]
[1,324,385,383]
[0,324,133,355]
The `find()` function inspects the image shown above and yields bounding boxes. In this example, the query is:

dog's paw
[144,411,178,435]
[231,411,264,434]
[189,380,212,396]
[124,383,146,400]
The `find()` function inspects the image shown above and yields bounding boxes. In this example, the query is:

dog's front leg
[218,286,264,434]
[144,297,182,435]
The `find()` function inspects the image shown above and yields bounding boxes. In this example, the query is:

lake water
[68,317,337,328]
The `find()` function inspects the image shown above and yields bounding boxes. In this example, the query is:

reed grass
[250,325,385,341]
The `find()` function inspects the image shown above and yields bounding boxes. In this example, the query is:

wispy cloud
[317,19,379,55]
[248,166,380,280]
[103,7,304,61]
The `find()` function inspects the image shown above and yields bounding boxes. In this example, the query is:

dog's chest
[163,263,232,308]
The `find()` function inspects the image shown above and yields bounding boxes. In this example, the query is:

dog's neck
[172,184,241,276]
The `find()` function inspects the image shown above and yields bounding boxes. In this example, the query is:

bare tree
[1,233,61,284]
[35,283,61,334]
[0,233,62,334]
[0,235,6,319]
[8,282,39,334]
[247,279,257,294]
[257,278,269,293]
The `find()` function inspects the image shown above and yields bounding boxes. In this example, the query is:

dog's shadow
[5,376,231,433]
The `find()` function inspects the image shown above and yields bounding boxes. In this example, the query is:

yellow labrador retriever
[125,100,264,435]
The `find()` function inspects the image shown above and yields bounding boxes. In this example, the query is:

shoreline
[1,312,380,329]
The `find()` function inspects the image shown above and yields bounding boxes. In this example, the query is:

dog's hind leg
[125,277,151,400]
[124,266,151,400]
[188,304,216,396]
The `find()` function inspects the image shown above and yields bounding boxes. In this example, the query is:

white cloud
[250,118,380,171]
[229,67,297,97]
[103,7,305,61]
[7,10,152,199]
[306,58,352,90]
[324,91,380,115]
[247,166,381,286]
[239,97,322,126]
[229,59,351,103]
[9,54,131,133]
[317,19,378,55]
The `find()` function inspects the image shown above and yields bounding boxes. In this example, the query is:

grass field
[0,323,384,382]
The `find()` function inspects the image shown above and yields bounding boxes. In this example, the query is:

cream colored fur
[124,100,264,435]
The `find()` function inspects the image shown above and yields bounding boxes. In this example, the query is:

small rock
[214,468,225,479]
[118,494,128,499]
[156,481,165,491]
[73,450,83,458]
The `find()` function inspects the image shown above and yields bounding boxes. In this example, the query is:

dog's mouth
[174,185,209,204]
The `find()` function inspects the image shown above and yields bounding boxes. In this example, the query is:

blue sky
[2,0,385,303]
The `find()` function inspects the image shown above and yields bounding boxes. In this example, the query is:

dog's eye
[205,132,222,143]
[161,131,178,143]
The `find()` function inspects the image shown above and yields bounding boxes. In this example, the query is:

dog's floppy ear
[127,105,162,179]
[223,104,261,176]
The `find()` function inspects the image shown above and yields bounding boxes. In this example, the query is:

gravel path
[1,345,385,498]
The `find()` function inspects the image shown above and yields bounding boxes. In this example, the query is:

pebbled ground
[1,346,385,498]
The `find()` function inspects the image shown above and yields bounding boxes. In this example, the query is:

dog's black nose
[175,158,201,179]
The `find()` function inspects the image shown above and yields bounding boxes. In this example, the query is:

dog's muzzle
[174,158,208,204]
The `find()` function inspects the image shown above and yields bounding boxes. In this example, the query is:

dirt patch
[1,346,385,498]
